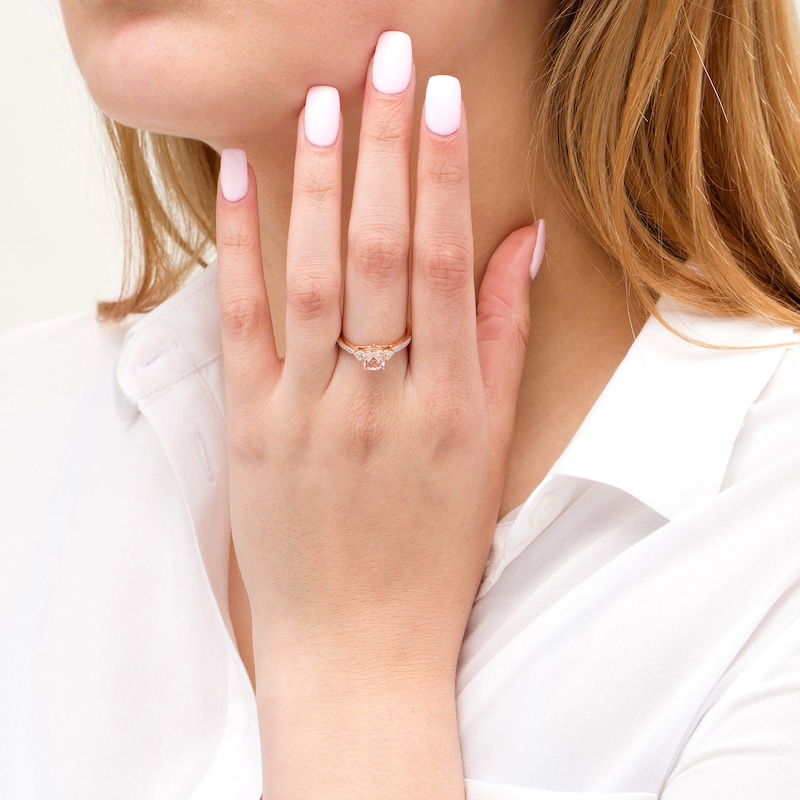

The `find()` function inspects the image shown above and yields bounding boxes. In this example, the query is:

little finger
[216,149,281,429]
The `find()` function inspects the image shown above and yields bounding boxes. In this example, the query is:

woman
[2,0,800,797]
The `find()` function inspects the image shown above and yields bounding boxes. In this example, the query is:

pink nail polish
[220,149,249,203]
[530,219,546,280]
[372,31,413,95]
[424,75,462,136]
[304,86,341,147]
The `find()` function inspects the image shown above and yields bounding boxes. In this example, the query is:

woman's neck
[230,19,648,512]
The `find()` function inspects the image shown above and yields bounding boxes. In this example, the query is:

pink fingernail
[530,219,546,280]
[425,75,462,136]
[372,31,413,95]
[220,149,249,203]
[304,86,341,147]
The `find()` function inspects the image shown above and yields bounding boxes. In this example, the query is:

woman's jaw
[59,0,553,146]
[60,0,581,300]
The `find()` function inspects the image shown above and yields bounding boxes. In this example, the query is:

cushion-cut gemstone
[357,348,393,370]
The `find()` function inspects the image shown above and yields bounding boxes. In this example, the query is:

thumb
[476,218,545,447]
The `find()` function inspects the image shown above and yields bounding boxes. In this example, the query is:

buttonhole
[138,339,179,370]
[193,429,216,485]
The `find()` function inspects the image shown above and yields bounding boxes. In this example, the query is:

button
[527,492,561,532]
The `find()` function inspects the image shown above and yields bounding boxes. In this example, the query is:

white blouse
[1,261,799,799]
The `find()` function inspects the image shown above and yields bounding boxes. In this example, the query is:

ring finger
[341,31,415,369]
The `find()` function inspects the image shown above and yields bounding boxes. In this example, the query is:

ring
[337,327,412,371]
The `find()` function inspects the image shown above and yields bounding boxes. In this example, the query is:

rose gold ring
[337,327,412,371]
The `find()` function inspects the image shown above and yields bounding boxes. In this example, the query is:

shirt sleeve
[660,613,800,799]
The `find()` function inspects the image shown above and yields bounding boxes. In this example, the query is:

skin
[61,1,649,796]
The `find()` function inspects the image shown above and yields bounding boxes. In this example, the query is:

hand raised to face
[215,29,543,798]
[215,28,543,682]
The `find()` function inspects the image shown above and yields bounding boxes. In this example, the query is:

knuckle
[217,218,260,260]
[340,394,387,461]
[426,151,468,188]
[287,271,340,319]
[228,424,264,464]
[505,312,530,355]
[226,395,275,467]
[349,225,409,282]
[477,293,530,348]
[295,169,339,205]
[422,391,475,451]
[230,407,308,466]
[350,413,385,458]
[363,108,410,150]
[219,295,267,344]
[416,240,473,293]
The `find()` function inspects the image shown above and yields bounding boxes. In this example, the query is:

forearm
[255,649,466,800]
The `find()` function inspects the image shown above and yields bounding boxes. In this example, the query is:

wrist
[251,609,466,692]
[254,657,465,800]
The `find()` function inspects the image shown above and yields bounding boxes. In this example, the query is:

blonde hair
[97,124,219,320]
[98,0,800,328]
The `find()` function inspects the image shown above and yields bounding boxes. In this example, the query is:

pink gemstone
[364,353,386,370]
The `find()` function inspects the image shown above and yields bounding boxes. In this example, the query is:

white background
[0,0,123,336]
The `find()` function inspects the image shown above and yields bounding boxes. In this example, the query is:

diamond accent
[337,328,411,371]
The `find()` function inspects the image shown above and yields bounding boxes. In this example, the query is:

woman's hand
[216,31,543,800]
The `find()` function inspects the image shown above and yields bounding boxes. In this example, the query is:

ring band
[337,327,412,371]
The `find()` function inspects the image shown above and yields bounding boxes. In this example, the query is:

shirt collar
[552,296,792,520]
[114,262,223,417]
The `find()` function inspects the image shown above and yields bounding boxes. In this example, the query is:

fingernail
[220,149,249,203]
[304,86,341,147]
[424,75,462,136]
[372,31,413,95]
[530,219,546,280]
